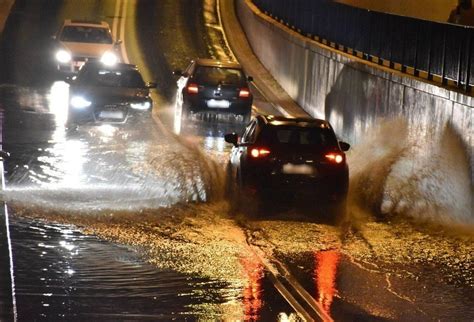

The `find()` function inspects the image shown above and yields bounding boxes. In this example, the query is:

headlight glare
[56,50,71,63]
[70,96,91,109]
[100,51,118,66]
[130,101,151,110]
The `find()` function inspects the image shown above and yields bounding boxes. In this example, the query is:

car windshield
[194,66,245,86]
[261,125,339,148]
[80,69,145,88]
[59,26,113,44]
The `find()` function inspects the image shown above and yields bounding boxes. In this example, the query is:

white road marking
[216,0,236,62]
[112,0,130,64]
[112,0,121,41]
[0,156,17,322]
[119,0,130,64]
[216,0,292,118]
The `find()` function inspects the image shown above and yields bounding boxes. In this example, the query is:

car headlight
[130,101,151,110]
[55,49,71,63]
[100,51,118,66]
[70,96,92,109]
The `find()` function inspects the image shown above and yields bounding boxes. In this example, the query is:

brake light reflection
[250,148,270,158]
[314,250,340,317]
[187,83,199,94]
[240,256,263,320]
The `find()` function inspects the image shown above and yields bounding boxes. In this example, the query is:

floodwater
[1,80,473,321]
[1,84,300,321]
[279,250,474,321]
[11,217,232,320]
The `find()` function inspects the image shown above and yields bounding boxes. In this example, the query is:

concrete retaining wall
[236,0,473,184]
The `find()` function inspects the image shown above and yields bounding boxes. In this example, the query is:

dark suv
[224,115,350,216]
[174,59,253,123]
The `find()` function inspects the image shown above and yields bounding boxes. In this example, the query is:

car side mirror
[247,76,253,82]
[224,133,239,146]
[145,82,157,88]
[339,141,350,151]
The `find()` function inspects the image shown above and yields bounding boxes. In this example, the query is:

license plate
[99,110,123,119]
[282,163,316,175]
[207,99,230,108]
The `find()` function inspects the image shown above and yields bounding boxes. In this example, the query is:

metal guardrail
[252,0,474,93]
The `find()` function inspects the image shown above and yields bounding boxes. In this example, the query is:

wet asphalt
[0,0,473,321]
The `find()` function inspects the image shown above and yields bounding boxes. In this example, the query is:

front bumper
[57,58,92,74]
[68,104,151,125]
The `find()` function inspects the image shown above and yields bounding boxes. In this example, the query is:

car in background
[67,62,155,126]
[225,115,350,217]
[53,20,121,74]
[174,59,253,123]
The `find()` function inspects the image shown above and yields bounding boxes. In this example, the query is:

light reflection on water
[2,85,301,319]
[11,217,233,320]
[313,250,340,318]
[10,216,299,320]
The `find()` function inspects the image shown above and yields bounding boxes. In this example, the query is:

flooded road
[0,81,299,320]
[0,0,473,321]
[11,217,232,320]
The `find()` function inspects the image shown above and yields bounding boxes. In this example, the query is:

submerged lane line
[1,155,17,321]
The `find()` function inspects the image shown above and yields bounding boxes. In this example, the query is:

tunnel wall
[236,0,473,183]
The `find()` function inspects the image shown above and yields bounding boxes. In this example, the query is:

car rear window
[193,66,245,86]
[261,126,338,148]
[60,26,113,44]
[81,69,145,88]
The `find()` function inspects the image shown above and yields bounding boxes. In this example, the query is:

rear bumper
[68,106,150,125]
[184,96,252,115]
[244,171,349,200]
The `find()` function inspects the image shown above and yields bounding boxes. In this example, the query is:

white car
[53,20,121,73]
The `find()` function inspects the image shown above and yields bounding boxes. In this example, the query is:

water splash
[348,118,473,228]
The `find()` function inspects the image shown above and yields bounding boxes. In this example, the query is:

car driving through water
[53,20,121,74]
[225,115,350,216]
[174,59,253,123]
[67,61,155,127]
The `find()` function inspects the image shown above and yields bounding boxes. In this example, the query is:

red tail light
[187,83,199,94]
[325,153,344,164]
[250,148,271,158]
[239,88,250,98]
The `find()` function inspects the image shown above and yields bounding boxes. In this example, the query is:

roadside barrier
[253,0,474,93]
